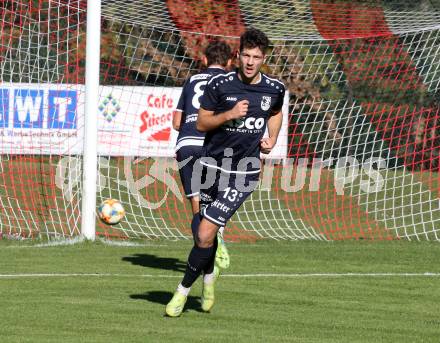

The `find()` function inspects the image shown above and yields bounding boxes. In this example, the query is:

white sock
[203,271,215,285]
[218,226,225,236]
[177,283,190,296]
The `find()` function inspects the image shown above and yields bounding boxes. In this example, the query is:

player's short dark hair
[204,40,232,67]
[239,27,270,54]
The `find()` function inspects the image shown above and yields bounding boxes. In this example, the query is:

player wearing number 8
[166,28,286,317]
[173,40,232,215]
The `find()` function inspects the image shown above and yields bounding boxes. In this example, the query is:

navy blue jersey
[199,70,285,174]
[175,67,226,152]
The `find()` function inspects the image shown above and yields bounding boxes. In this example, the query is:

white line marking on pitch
[5,241,168,248]
[0,272,439,279]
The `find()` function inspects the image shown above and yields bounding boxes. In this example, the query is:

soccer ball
[98,199,125,225]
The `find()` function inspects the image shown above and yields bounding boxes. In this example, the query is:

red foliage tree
[165,0,245,61]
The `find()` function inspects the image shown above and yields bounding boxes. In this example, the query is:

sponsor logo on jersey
[200,192,213,202]
[211,199,231,213]
[185,113,198,123]
[261,96,271,111]
[226,96,237,102]
[223,117,265,132]
[190,73,210,83]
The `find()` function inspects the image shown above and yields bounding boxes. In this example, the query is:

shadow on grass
[123,254,199,311]
[130,291,202,313]
[122,253,186,273]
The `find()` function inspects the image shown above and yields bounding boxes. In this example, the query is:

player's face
[239,47,265,82]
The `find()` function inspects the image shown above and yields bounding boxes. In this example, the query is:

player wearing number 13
[197,27,285,244]
[165,28,285,317]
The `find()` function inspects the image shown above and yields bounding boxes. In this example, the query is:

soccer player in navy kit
[173,40,231,216]
[173,41,232,271]
[166,28,285,317]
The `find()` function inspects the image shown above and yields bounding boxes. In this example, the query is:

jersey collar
[235,70,262,85]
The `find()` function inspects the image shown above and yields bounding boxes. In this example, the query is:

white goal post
[81,0,101,240]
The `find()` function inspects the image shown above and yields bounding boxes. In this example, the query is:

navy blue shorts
[175,146,203,198]
[200,168,259,227]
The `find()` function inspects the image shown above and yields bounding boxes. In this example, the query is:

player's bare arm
[260,109,282,154]
[196,100,249,132]
[172,110,182,131]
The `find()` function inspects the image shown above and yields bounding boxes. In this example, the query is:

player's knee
[195,233,214,248]
[195,223,217,248]
[196,238,215,248]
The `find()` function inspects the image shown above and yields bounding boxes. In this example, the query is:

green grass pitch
[0,239,439,342]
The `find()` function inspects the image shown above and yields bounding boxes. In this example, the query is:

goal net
[1,0,439,241]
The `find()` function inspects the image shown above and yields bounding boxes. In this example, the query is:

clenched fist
[228,100,249,120]
[260,137,277,154]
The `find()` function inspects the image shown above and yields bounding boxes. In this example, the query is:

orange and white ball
[98,199,125,225]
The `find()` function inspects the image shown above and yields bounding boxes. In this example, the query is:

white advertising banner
[97,86,181,157]
[0,84,289,159]
[0,83,84,154]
